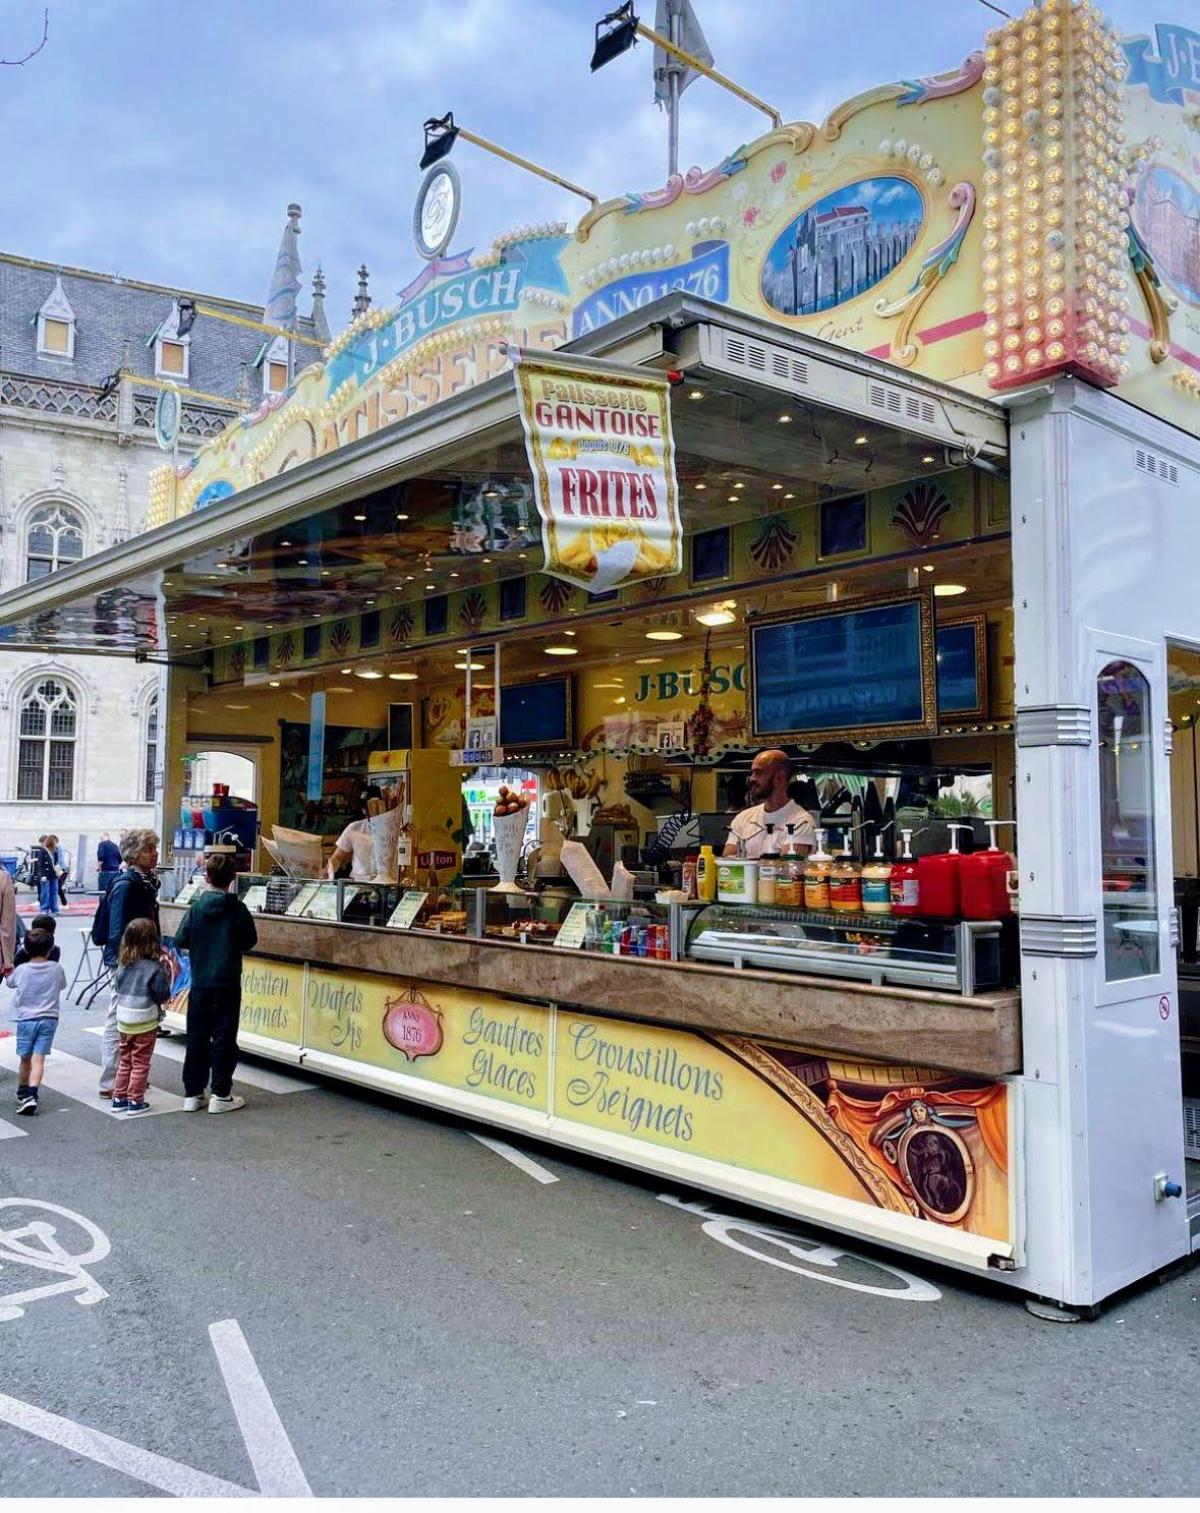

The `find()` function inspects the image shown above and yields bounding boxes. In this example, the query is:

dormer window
[267,359,288,393]
[152,301,191,380]
[36,276,76,360]
[258,333,290,397]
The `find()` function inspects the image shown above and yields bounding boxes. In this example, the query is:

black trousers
[183,985,241,1099]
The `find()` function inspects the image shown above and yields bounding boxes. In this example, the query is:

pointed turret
[352,264,371,319]
[310,267,331,344]
[266,203,303,332]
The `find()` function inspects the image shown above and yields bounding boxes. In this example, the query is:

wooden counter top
[161,903,1022,1078]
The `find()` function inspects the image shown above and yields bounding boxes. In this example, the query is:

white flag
[653,0,713,106]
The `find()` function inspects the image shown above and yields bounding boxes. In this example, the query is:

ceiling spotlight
[777,413,792,424]
[695,601,737,627]
[695,483,707,491]
[854,434,869,446]
[545,645,578,656]
[298,558,308,566]
[922,454,936,464]
[645,629,683,641]
[356,669,384,679]
[688,390,704,401]
[269,680,281,687]
[396,513,409,521]
[454,660,486,671]
[340,667,353,674]
[933,582,967,597]
[389,671,419,681]
[353,513,367,522]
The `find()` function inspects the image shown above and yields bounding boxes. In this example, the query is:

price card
[241,885,268,914]
[554,901,592,950]
[387,890,429,930]
[304,886,342,922]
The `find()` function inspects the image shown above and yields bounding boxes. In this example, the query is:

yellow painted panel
[240,958,304,1046]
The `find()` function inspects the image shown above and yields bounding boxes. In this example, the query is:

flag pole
[666,1,681,179]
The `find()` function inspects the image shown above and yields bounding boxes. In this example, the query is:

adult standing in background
[97,834,121,896]
[97,828,161,1098]
[29,836,59,917]
[0,864,16,978]
[53,837,70,907]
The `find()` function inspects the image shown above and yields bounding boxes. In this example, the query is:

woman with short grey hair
[97,829,161,1097]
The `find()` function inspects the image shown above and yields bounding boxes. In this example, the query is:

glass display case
[237,875,395,927]
[684,904,1009,994]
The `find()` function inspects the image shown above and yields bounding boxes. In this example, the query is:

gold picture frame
[747,587,936,745]
[935,613,988,723]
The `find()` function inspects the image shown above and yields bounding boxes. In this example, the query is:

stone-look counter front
[160,904,1021,1078]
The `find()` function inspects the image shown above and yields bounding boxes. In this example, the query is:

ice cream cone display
[365,780,407,882]
[491,785,531,893]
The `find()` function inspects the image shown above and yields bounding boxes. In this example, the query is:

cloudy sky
[0,0,1167,326]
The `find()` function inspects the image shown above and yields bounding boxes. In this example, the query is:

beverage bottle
[803,830,833,912]
[829,829,863,913]
[758,824,779,905]
[890,829,920,916]
[784,825,806,907]
[917,821,970,919]
[861,831,894,915]
[959,819,1017,919]
[697,844,718,903]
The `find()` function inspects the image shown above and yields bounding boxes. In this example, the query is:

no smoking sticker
[1159,995,1171,1021]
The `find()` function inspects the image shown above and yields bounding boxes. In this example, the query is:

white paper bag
[560,839,611,900]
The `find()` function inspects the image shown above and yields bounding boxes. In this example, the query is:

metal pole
[666,1,681,180]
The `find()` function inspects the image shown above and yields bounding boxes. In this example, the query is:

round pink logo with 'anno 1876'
[383,987,445,1061]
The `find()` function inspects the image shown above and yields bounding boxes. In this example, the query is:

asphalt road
[0,922,1195,1498]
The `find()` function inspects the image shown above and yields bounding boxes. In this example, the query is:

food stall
[4,0,1199,1312]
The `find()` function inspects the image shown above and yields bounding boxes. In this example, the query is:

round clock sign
[154,383,180,451]
[413,162,461,261]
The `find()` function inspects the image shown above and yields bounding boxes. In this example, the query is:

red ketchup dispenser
[960,820,1016,919]
[917,822,970,920]
[890,829,921,916]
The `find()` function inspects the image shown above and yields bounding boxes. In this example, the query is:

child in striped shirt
[110,919,171,1116]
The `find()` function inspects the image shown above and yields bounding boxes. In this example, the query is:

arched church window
[17,678,78,801]
[26,504,84,581]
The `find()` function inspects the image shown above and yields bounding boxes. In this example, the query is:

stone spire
[265,204,303,332]
[351,264,371,319]
[310,266,331,344]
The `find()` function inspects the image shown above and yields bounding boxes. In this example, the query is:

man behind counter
[723,749,816,859]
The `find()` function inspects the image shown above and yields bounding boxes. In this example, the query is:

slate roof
[0,251,323,397]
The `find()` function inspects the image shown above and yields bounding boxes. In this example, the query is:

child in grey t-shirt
[5,928,65,1115]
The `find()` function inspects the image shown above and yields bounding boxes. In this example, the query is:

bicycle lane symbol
[657,1193,942,1300]
[0,1199,111,1322]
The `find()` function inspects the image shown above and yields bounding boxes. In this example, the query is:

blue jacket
[97,840,121,872]
[103,867,160,969]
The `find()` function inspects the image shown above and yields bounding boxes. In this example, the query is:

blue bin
[0,853,18,879]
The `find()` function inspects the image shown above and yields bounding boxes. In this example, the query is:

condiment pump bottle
[917,821,970,920]
[861,827,894,916]
[959,819,1016,919]
[803,829,833,912]
[890,829,920,916]
[829,829,862,913]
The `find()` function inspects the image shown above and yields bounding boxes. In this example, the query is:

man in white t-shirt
[327,788,382,880]
[724,749,816,859]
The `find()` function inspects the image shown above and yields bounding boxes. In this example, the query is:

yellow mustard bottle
[829,831,862,913]
[803,829,833,912]
[697,843,718,903]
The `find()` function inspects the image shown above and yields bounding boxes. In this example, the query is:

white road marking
[0,1199,111,1322]
[209,1319,313,1498]
[0,1043,184,1118]
[81,1027,316,1093]
[0,1116,27,1141]
[468,1132,561,1185]
[657,1194,942,1301]
[0,1392,253,1497]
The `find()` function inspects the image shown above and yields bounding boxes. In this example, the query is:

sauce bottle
[959,819,1017,919]
[758,824,779,905]
[803,830,833,912]
[697,843,718,903]
[828,830,862,913]
[861,830,894,915]
[917,822,970,919]
[774,826,796,906]
[890,829,920,916]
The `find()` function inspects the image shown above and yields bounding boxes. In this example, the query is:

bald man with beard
[724,748,816,859]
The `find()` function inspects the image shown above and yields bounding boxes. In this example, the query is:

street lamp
[417,110,598,208]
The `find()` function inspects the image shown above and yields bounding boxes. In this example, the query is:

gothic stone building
[0,226,329,881]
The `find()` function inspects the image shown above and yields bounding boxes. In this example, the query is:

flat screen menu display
[935,617,986,719]
[750,592,935,742]
[500,676,572,749]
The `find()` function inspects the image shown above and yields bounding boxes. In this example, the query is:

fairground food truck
[4,0,1199,1315]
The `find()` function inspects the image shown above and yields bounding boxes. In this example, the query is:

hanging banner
[512,349,681,593]
[306,691,326,803]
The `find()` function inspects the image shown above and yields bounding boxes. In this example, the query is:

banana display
[542,765,605,802]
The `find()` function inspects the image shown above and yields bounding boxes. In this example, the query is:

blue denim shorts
[15,1017,57,1058]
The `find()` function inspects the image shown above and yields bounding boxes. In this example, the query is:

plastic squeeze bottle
[861,831,894,916]
[890,829,920,916]
[917,821,970,919]
[697,843,718,903]
[828,829,863,913]
[803,830,833,911]
[758,824,779,905]
[959,819,1017,919]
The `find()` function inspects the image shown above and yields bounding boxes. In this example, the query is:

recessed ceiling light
[340,666,353,674]
[733,482,745,490]
[688,389,704,400]
[771,483,783,491]
[396,513,409,521]
[454,660,486,671]
[449,572,459,578]
[356,669,384,679]
[298,558,308,565]
[518,552,527,559]
[365,599,375,605]
[353,513,367,522]
[327,686,354,693]
[613,696,626,704]
[593,682,624,689]
[777,413,792,424]
[695,482,707,491]
[695,602,737,627]
[645,629,683,641]
[922,564,934,573]
[280,539,292,546]
[225,703,250,710]
[482,557,492,563]
[933,582,967,597]
[321,569,331,576]
[425,583,436,590]
[854,434,869,446]
[269,679,280,687]
[783,492,795,500]
[215,561,229,568]
[388,671,418,680]
[727,495,738,503]
[563,630,576,636]
[922,455,936,464]
[545,645,578,656]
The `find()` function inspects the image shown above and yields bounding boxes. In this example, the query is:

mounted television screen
[749,591,936,744]
[935,616,987,720]
[500,676,572,749]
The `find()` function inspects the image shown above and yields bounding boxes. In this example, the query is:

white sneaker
[182,1095,207,1112]
[207,1094,245,1114]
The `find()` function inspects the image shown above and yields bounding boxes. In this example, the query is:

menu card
[387,891,429,930]
[554,901,592,950]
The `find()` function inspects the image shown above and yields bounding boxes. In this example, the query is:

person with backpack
[94,828,161,1098]
[97,834,121,896]
[28,836,59,917]
[173,852,257,1113]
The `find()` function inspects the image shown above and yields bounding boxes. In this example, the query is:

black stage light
[420,112,460,170]
[591,3,639,71]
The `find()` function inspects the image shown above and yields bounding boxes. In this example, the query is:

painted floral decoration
[389,606,414,645]
[275,631,295,668]
[639,575,669,602]
[748,517,798,572]
[891,483,950,548]
[330,620,353,656]
[538,579,573,616]
[230,645,247,679]
[458,590,488,637]
[770,162,786,184]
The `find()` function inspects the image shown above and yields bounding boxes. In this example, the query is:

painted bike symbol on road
[0,1199,111,1321]
[658,1193,942,1300]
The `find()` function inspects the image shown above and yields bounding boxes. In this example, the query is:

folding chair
[67,926,100,999]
